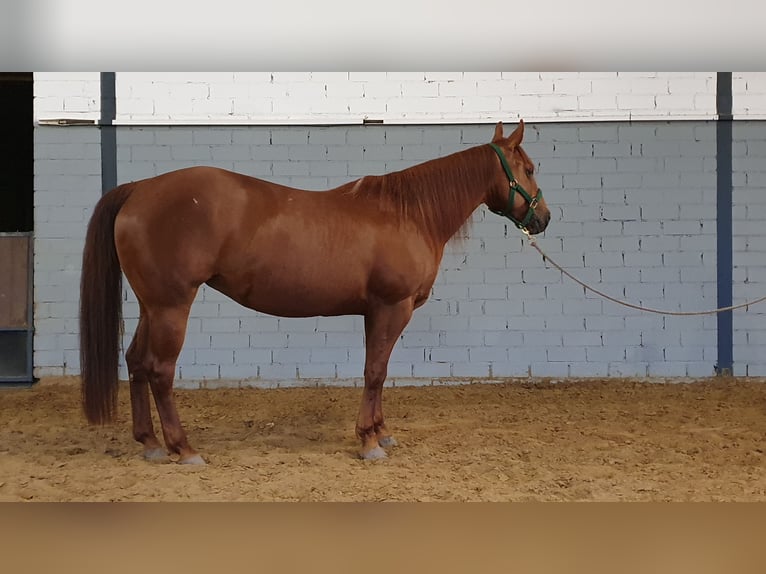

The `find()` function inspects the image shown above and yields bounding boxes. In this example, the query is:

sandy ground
[0,376,764,501]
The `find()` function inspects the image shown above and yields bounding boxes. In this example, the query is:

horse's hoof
[378,435,398,448]
[143,448,171,463]
[178,453,207,465]
[360,446,387,461]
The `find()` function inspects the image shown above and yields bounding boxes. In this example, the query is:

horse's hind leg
[126,313,169,462]
[357,299,414,460]
[143,303,205,465]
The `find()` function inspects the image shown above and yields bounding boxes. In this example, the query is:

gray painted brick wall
[33,121,766,384]
[33,126,102,376]
[733,123,766,376]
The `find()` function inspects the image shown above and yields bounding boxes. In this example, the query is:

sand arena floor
[0,377,764,501]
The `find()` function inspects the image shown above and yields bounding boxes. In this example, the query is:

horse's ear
[492,121,504,142]
[507,119,525,147]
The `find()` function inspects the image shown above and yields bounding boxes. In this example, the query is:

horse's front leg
[357,298,414,460]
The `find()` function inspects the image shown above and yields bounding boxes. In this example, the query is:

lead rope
[519,228,766,316]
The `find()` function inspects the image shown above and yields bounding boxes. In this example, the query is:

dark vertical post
[715,72,733,375]
[100,72,117,195]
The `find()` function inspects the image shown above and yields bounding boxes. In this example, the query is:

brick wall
[33,72,101,122]
[733,73,766,119]
[33,126,102,376]
[34,72,766,124]
[31,73,766,382]
[110,72,719,124]
[35,72,726,124]
[732,121,766,376]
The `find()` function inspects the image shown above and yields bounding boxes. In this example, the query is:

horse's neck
[379,146,495,245]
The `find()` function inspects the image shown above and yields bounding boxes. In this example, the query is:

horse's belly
[207,263,368,318]
[209,216,431,317]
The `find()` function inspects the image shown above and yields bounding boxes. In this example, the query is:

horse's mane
[336,145,497,243]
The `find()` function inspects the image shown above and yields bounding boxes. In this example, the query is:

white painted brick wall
[33,72,101,121]
[35,72,719,125]
[733,73,766,119]
[35,72,766,123]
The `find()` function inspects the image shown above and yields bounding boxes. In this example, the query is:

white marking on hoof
[360,446,387,460]
[178,454,207,465]
[378,435,398,448]
[143,448,170,463]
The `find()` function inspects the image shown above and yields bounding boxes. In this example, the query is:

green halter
[488,143,541,231]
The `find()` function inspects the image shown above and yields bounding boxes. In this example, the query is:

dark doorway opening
[0,73,33,233]
[1,72,34,384]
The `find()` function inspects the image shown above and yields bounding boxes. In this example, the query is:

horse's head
[485,120,551,235]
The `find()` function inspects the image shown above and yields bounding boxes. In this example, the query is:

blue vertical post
[100,72,117,195]
[715,72,733,375]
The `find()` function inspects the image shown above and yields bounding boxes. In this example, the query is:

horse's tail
[80,183,135,424]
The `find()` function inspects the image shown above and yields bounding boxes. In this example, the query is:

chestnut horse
[80,120,550,464]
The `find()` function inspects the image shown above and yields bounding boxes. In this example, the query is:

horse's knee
[146,360,176,391]
[155,360,176,380]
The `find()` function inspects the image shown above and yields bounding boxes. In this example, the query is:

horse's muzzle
[525,209,551,235]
